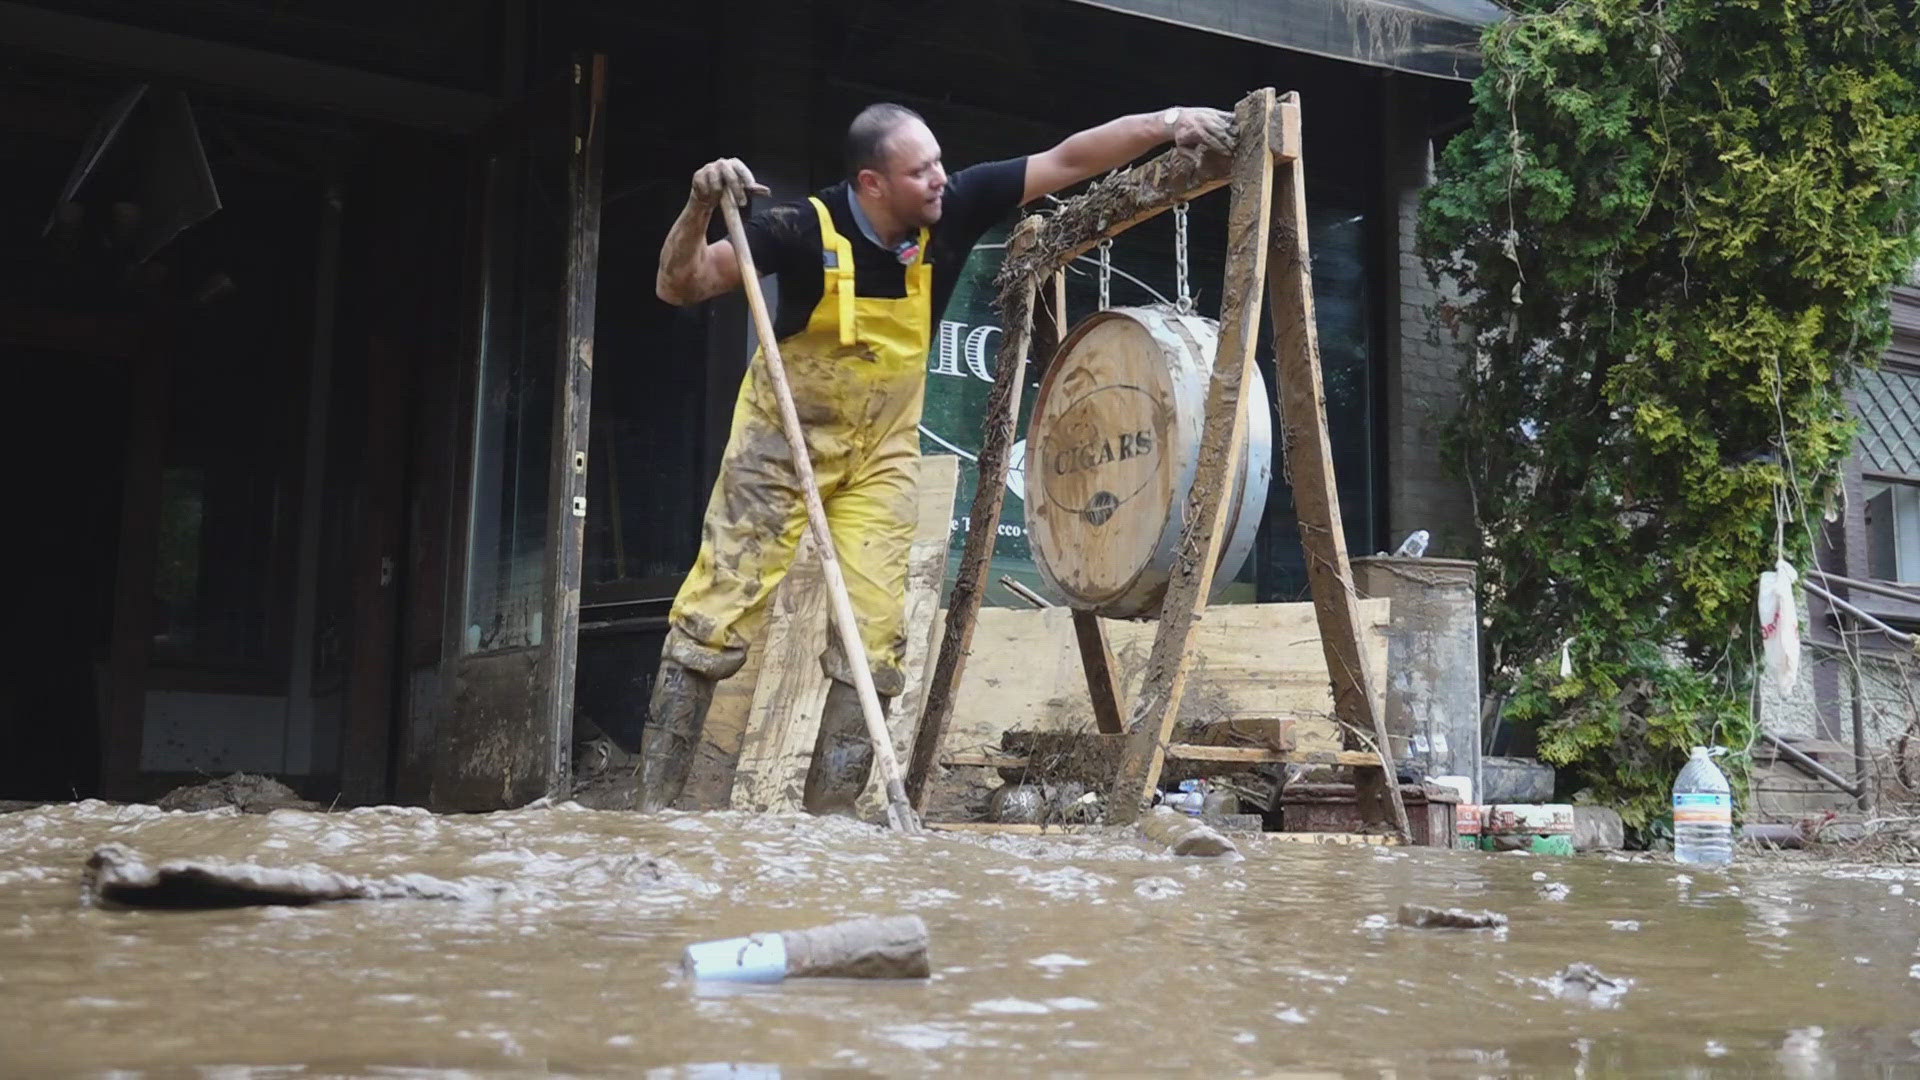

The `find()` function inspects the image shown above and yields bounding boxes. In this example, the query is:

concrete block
[1572,806,1625,851]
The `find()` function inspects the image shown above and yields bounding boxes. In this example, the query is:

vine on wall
[1419,0,1920,828]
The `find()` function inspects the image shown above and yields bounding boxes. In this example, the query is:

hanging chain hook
[1173,201,1193,316]
[1098,238,1113,311]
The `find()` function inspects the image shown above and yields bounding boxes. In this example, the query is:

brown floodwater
[2,800,1918,1077]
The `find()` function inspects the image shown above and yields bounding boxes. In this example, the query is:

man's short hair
[845,103,925,183]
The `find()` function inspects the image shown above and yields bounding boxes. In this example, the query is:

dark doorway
[0,51,464,804]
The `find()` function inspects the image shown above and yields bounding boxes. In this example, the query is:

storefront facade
[0,0,1486,809]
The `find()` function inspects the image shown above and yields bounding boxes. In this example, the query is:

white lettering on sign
[951,516,1029,538]
[929,320,1021,384]
[930,320,963,377]
[964,325,1000,382]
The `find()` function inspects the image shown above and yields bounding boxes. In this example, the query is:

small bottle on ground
[1672,746,1733,867]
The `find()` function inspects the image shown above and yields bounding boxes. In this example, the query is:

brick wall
[1383,77,1477,559]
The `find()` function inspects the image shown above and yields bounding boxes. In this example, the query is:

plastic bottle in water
[1672,746,1733,866]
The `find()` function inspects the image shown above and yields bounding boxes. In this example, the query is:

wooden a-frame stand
[903,88,1412,838]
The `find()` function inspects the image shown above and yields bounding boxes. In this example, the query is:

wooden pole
[1263,93,1410,841]
[1107,90,1278,826]
[542,53,606,799]
[719,198,921,835]
[906,220,1042,808]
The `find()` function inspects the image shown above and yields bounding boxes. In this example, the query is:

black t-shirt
[743,157,1028,342]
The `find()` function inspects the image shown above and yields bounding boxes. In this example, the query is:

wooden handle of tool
[719,198,922,834]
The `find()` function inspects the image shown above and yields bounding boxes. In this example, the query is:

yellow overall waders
[643,196,932,811]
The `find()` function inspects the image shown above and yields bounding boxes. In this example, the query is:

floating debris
[684,915,931,982]
[1548,962,1630,1007]
[83,844,500,909]
[1137,806,1239,858]
[1397,903,1508,930]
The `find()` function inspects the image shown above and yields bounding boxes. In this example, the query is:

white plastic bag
[1757,560,1801,692]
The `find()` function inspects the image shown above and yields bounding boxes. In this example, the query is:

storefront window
[463,150,563,653]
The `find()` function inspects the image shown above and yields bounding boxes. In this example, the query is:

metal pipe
[1851,661,1870,811]
[1803,579,1918,646]
[1741,822,1807,849]
[1807,569,1920,607]
[1000,576,1052,609]
[1758,730,1864,798]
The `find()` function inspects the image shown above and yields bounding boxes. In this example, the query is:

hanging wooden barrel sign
[1026,306,1273,618]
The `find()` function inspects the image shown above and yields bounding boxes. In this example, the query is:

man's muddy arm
[655,157,768,307]
[1022,107,1235,205]
[655,200,739,307]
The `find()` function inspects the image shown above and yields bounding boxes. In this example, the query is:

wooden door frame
[429,54,606,810]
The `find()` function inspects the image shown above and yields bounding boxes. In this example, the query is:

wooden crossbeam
[943,748,1384,770]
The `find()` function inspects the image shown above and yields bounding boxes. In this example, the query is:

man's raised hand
[691,158,771,207]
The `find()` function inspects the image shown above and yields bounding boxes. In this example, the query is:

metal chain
[1173,201,1192,315]
[1098,238,1113,310]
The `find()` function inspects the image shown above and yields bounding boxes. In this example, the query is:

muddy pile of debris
[155,773,320,813]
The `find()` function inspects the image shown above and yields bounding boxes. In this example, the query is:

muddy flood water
[3,801,1919,1078]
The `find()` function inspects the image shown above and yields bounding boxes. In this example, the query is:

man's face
[862,118,946,229]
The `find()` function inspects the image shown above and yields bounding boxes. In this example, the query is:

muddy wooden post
[543,53,607,803]
[1106,89,1278,826]
[1263,92,1409,840]
[906,217,1043,809]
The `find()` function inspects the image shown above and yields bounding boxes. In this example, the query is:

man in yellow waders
[649,101,1235,814]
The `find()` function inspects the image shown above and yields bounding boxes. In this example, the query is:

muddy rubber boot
[802,679,889,817]
[640,659,716,812]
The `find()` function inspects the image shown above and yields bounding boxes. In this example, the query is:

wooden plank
[730,456,960,814]
[1109,89,1278,826]
[1266,832,1401,847]
[1190,716,1297,752]
[942,752,1032,770]
[855,455,961,817]
[926,822,1096,836]
[996,148,1231,282]
[946,747,1383,771]
[1167,747,1383,767]
[1263,92,1409,841]
[930,599,1389,766]
[728,541,833,812]
[1071,614,1127,735]
[929,824,1401,845]
[540,53,606,800]
[907,224,1042,809]
[1287,750,1386,768]
[1163,745,1290,764]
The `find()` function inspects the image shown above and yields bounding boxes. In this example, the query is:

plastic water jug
[1672,746,1733,866]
